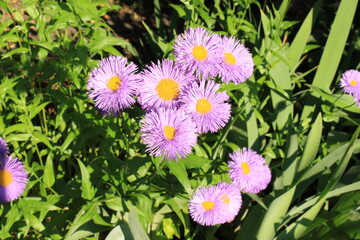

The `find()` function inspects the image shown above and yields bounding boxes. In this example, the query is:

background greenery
[0,0,359,239]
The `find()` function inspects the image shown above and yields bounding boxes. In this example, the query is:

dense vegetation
[0,0,359,239]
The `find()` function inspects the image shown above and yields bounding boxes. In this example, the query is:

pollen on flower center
[241,162,250,175]
[349,80,358,86]
[0,170,13,187]
[224,52,237,65]
[202,200,215,210]
[196,98,212,114]
[156,78,180,101]
[163,125,176,140]
[192,45,208,61]
[220,194,230,204]
[107,76,122,91]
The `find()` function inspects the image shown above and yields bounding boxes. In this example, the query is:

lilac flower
[340,69,360,97]
[87,56,139,115]
[188,185,227,226]
[173,27,222,79]
[140,108,197,161]
[0,137,9,157]
[218,36,254,84]
[180,80,231,133]
[228,148,271,194]
[354,94,360,107]
[215,182,242,222]
[0,156,28,202]
[188,182,242,226]
[137,59,194,110]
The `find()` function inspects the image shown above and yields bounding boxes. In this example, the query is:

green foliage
[0,0,359,239]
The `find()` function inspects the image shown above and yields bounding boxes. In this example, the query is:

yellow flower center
[163,125,176,140]
[202,201,215,210]
[349,80,358,86]
[241,162,250,175]
[220,194,230,204]
[192,46,208,61]
[0,170,13,187]
[107,76,122,91]
[196,98,212,114]
[156,78,180,101]
[224,52,237,65]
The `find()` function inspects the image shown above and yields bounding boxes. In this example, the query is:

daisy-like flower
[218,36,254,84]
[228,148,271,194]
[0,156,28,202]
[188,185,226,226]
[188,182,242,226]
[340,69,360,97]
[180,80,231,133]
[137,59,194,110]
[140,108,197,161]
[0,137,9,157]
[215,182,242,222]
[87,56,139,115]
[354,95,360,107]
[173,27,222,79]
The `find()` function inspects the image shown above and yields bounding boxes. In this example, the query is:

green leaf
[301,0,359,119]
[181,154,211,169]
[29,214,45,232]
[65,202,98,239]
[276,126,360,239]
[128,208,150,240]
[68,0,99,21]
[282,118,299,187]
[77,158,95,200]
[246,96,259,150]
[256,186,296,240]
[106,225,126,240]
[169,4,186,17]
[297,113,322,172]
[309,85,360,113]
[0,77,19,97]
[268,56,293,129]
[88,36,132,53]
[287,0,322,70]
[286,181,360,222]
[107,222,134,240]
[0,205,20,236]
[43,152,55,187]
[1,47,29,59]
[60,129,79,153]
[166,160,193,195]
[29,101,50,120]
[33,131,53,150]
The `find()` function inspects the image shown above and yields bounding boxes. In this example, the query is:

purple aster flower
[140,108,197,161]
[354,94,360,107]
[0,137,9,157]
[340,69,360,97]
[87,56,139,115]
[188,182,242,226]
[173,27,222,79]
[218,36,254,84]
[188,185,227,226]
[228,148,271,194]
[180,80,231,133]
[137,59,194,110]
[215,182,242,222]
[0,156,28,202]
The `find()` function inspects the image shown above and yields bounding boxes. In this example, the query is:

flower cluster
[86,27,264,226]
[188,148,271,226]
[0,137,28,202]
[340,69,360,106]
[87,27,254,161]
